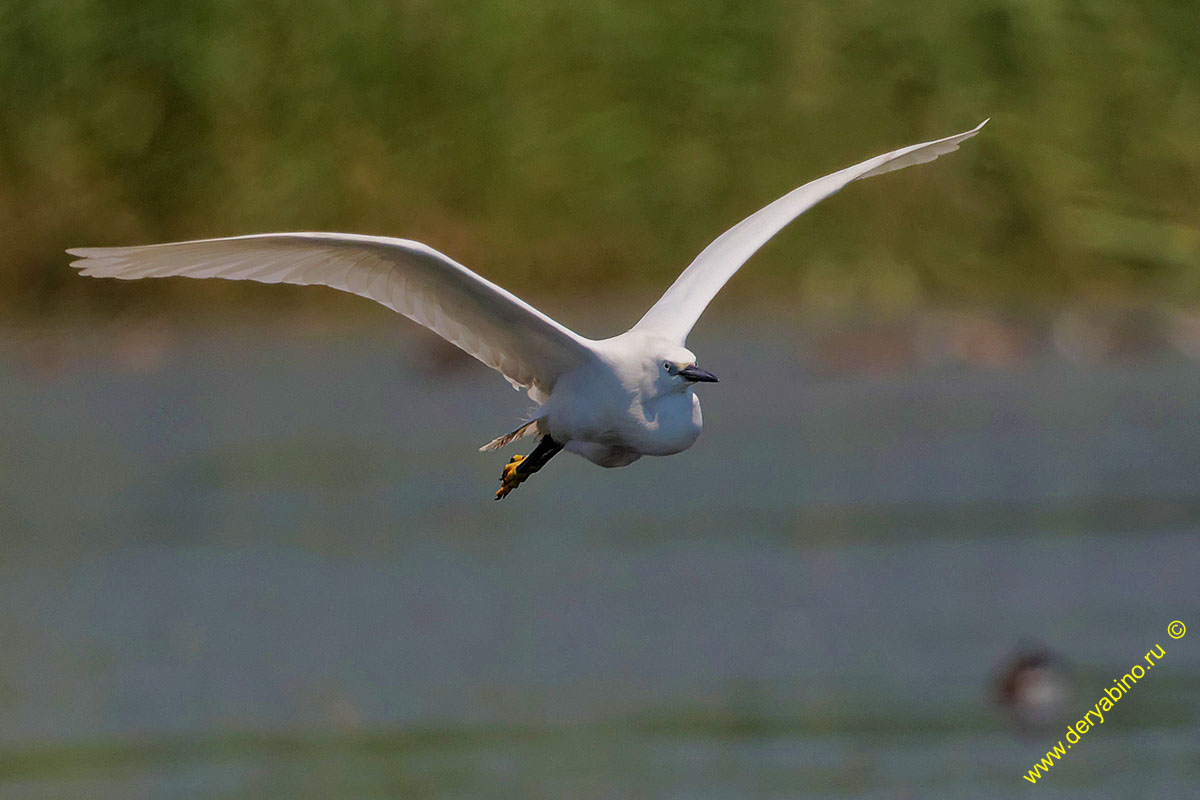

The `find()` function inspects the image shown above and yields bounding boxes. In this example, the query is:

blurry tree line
[0,0,1197,319]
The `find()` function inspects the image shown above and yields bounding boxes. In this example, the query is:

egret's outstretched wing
[68,233,596,399]
[633,120,987,343]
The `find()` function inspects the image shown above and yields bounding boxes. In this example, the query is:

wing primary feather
[632,120,987,343]
[68,233,598,396]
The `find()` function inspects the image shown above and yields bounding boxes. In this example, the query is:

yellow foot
[495,454,527,500]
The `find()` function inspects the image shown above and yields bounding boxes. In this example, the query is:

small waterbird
[993,643,1070,731]
[69,121,985,498]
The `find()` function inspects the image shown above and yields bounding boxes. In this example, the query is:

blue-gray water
[2,317,1198,798]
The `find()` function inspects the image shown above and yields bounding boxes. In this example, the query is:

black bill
[678,365,719,383]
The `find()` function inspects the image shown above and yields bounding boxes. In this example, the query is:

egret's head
[651,346,718,394]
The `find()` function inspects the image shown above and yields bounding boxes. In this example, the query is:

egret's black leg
[496,435,563,499]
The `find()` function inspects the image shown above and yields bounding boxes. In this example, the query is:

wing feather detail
[68,232,596,399]
[633,121,988,343]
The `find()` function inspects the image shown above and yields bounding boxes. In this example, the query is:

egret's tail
[479,417,544,451]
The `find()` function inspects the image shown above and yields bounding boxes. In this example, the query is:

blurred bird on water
[993,642,1071,732]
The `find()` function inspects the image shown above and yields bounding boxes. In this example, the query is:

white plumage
[69,121,985,497]
[70,233,591,402]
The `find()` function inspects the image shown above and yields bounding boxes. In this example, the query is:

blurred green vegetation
[1,0,1198,319]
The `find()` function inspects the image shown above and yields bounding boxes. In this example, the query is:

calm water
[1,317,1198,798]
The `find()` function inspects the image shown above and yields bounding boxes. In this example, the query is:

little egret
[69,121,986,498]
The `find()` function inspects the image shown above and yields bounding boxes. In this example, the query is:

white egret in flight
[69,121,986,498]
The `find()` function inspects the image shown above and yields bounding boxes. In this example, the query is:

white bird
[69,121,986,498]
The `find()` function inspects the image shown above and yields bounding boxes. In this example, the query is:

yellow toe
[496,454,527,500]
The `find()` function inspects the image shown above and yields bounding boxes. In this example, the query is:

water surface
[2,319,1198,798]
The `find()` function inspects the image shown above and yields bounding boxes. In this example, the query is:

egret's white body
[69,121,986,495]
[546,330,705,467]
